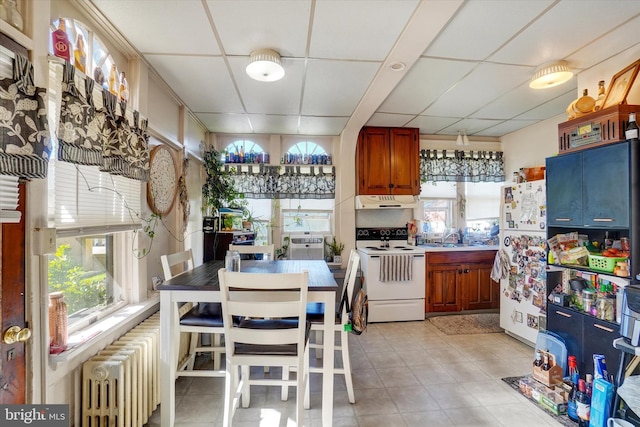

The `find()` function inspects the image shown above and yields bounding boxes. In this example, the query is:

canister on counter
[596,296,615,321]
[583,289,595,314]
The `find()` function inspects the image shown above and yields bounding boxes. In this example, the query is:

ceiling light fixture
[456,131,464,146]
[246,48,285,82]
[529,60,573,89]
[463,131,470,146]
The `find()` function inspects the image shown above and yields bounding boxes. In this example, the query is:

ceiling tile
[440,118,507,135]
[248,114,300,135]
[423,63,531,117]
[377,58,477,114]
[405,116,460,134]
[489,0,640,66]
[299,116,349,136]
[366,113,416,128]
[196,113,253,134]
[515,91,576,121]
[145,55,243,113]
[93,0,220,54]
[310,0,419,60]
[424,0,555,60]
[474,120,542,137]
[472,80,577,119]
[301,59,380,116]
[206,0,311,57]
[229,57,304,115]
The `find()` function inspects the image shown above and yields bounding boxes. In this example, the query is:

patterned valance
[420,149,505,183]
[56,62,149,181]
[225,164,335,199]
[0,55,51,179]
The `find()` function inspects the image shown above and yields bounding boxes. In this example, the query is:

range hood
[355,195,417,210]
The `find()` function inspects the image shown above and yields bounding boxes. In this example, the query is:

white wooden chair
[217,268,310,427]
[228,243,275,260]
[296,249,360,404]
[161,249,225,376]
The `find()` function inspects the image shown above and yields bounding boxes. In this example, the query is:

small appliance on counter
[620,285,640,346]
[407,219,419,246]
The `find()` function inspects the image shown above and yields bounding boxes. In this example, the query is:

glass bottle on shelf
[73,34,86,74]
[594,80,606,111]
[533,351,543,368]
[567,355,580,422]
[108,64,118,96]
[6,0,22,31]
[576,378,591,427]
[541,352,551,371]
[119,71,129,102]
[51,18,71,62]
[626,112,639,143]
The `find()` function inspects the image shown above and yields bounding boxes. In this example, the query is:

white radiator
[82,312,160,427]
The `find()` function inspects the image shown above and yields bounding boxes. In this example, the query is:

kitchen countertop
[418,243,499,252]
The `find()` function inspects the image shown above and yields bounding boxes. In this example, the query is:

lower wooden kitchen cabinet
[426,250,499,313]
[547,302,621,377]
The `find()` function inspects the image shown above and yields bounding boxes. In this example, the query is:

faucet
[442,231,460,244]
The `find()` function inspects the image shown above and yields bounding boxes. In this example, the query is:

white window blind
[465,182,501,220]
[0,175,20,223]
[48,61,142,235]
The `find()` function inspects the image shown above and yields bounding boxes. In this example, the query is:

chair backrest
[339,250,361,322]
[218,268,309,355]
[228,244,275,259]
[161,249,195,280]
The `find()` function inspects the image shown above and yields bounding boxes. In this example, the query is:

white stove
[355,228,425,322]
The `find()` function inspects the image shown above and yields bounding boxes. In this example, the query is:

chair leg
[303,346,310,410]
[241,365,251,408]
[223,361,234,427]
[186,332,199,370]
[341,330,355,403]
[314,329,323,359]
[281,364,290,401]
[213,333,222,370]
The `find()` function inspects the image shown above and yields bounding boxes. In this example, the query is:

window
[50,18,123,95]
[281,199,333,234]
[222,139,267,164]
[284,141,330,164]
[47,20,143,333]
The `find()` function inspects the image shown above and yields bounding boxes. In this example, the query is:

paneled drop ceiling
[83,0,640,138]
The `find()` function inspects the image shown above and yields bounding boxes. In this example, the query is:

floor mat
[501,376,577,427]
[428,313,503,335]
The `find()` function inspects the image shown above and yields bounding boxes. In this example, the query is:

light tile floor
[145,320,565,426]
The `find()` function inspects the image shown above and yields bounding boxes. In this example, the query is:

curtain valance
[56,62,149,181]
[419,149,505,183]
[225,164,335,199]
[0,55,51,179]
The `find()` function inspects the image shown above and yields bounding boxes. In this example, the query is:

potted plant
[201,148,245,217]
[325,236,345,263]
[276,236,290,260]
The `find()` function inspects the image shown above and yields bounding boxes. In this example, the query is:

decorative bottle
[108,64,119,95]
[594,80,606,111]
[51,18,71,62]
[567,355,580,422]
[626,112,639,143]
[576,378,591,427]
[48,292,68,354]
[73,34,87,74]
[119,71,129,101]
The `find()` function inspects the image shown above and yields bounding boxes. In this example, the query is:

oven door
[362,253,425,300]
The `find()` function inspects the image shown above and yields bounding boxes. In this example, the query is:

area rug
[501,376,576,427]
[428,313,503,335]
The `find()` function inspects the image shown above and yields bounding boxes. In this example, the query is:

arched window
[283,141,331,165]
[222,140,268,164]
[49,18,126,98]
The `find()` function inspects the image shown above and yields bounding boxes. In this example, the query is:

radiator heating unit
[82,312,160,427]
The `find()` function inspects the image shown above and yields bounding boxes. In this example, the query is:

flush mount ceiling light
[246,48,285,82]
[529,60,573,89]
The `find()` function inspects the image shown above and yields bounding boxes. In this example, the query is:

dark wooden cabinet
[426,250,498,313]
[357,126,420,195]
[547,303,620,377]
[546,141,629,229]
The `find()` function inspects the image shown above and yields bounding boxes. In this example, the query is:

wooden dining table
[157,259,338,427]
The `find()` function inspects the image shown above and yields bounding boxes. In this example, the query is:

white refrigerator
[498,179,548,345]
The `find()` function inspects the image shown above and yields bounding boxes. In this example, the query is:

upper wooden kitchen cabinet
[356,126,420,195]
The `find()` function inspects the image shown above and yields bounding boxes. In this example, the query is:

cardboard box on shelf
[532,350,564,387]
[518,375,569,415]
